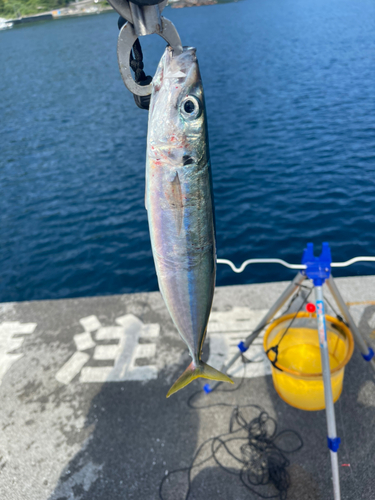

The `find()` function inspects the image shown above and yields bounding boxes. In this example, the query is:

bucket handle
[266,346,284,372]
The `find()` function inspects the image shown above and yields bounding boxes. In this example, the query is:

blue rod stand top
[302,242,332,286]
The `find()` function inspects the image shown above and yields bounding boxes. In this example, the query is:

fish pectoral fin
[169,171,183,235]
[166,361,233,398]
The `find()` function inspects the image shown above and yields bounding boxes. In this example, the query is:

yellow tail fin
[166,361,234,398]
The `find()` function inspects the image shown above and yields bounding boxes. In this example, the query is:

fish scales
[146,46,233,397]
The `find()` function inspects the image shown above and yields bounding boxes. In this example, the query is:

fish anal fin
[166,361,233,398]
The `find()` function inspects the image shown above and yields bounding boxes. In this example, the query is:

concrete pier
[0,276,374,499]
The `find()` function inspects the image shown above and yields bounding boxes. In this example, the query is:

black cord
[160,364,303,500]
[225,284,313,370]
[118,16,152,110]
[265,286,313,370]
[159,401,303,500]
[323,294,347,326]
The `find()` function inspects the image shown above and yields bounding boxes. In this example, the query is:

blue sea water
[0,0,375,302]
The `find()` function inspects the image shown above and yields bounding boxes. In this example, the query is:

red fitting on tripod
[306,303,316,313]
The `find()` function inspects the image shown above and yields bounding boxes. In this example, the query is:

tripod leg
[327,275,375,372]
[205,272,306,393]
[315,285,341,500]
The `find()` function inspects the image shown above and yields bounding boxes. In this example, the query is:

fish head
[148,46,208,165]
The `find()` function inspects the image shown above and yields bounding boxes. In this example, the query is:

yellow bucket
[263,312,354,411]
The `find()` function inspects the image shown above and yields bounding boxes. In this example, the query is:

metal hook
[107,0,168,29]
[107,0,134,23]
[117,18,183,96]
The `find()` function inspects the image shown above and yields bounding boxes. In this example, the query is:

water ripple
[1,0,375,301]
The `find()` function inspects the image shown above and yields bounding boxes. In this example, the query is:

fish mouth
[166,45,196,57]
[150,45,200,117]
[162,46,197,79]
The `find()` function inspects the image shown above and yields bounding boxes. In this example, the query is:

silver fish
[145,46,233,397]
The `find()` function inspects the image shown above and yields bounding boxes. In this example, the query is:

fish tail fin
[166,361,233,398]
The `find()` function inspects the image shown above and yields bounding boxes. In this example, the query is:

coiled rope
[159,377,303,500]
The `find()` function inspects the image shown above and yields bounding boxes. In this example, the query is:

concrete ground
[0,276,375,500]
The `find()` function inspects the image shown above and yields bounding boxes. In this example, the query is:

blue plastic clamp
[203,384,212,394]
[327,436,341,452]
[238,341,248,353]
[301,242,332,286]
[362,347,374,362]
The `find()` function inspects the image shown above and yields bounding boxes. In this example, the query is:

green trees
[0,0,70,18]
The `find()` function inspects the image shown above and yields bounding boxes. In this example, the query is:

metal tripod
[205,243,375,500]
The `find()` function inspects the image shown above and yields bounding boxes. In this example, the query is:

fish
[145,46,233,398]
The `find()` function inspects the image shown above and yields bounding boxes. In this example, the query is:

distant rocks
[169,0,217,8]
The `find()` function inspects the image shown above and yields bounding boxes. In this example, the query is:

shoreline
[1,0,229,26]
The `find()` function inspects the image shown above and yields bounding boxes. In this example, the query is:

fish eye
[184,100,195,113]
[180,95,201,120]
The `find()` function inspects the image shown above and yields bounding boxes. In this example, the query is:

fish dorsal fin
[170,171,183,235]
